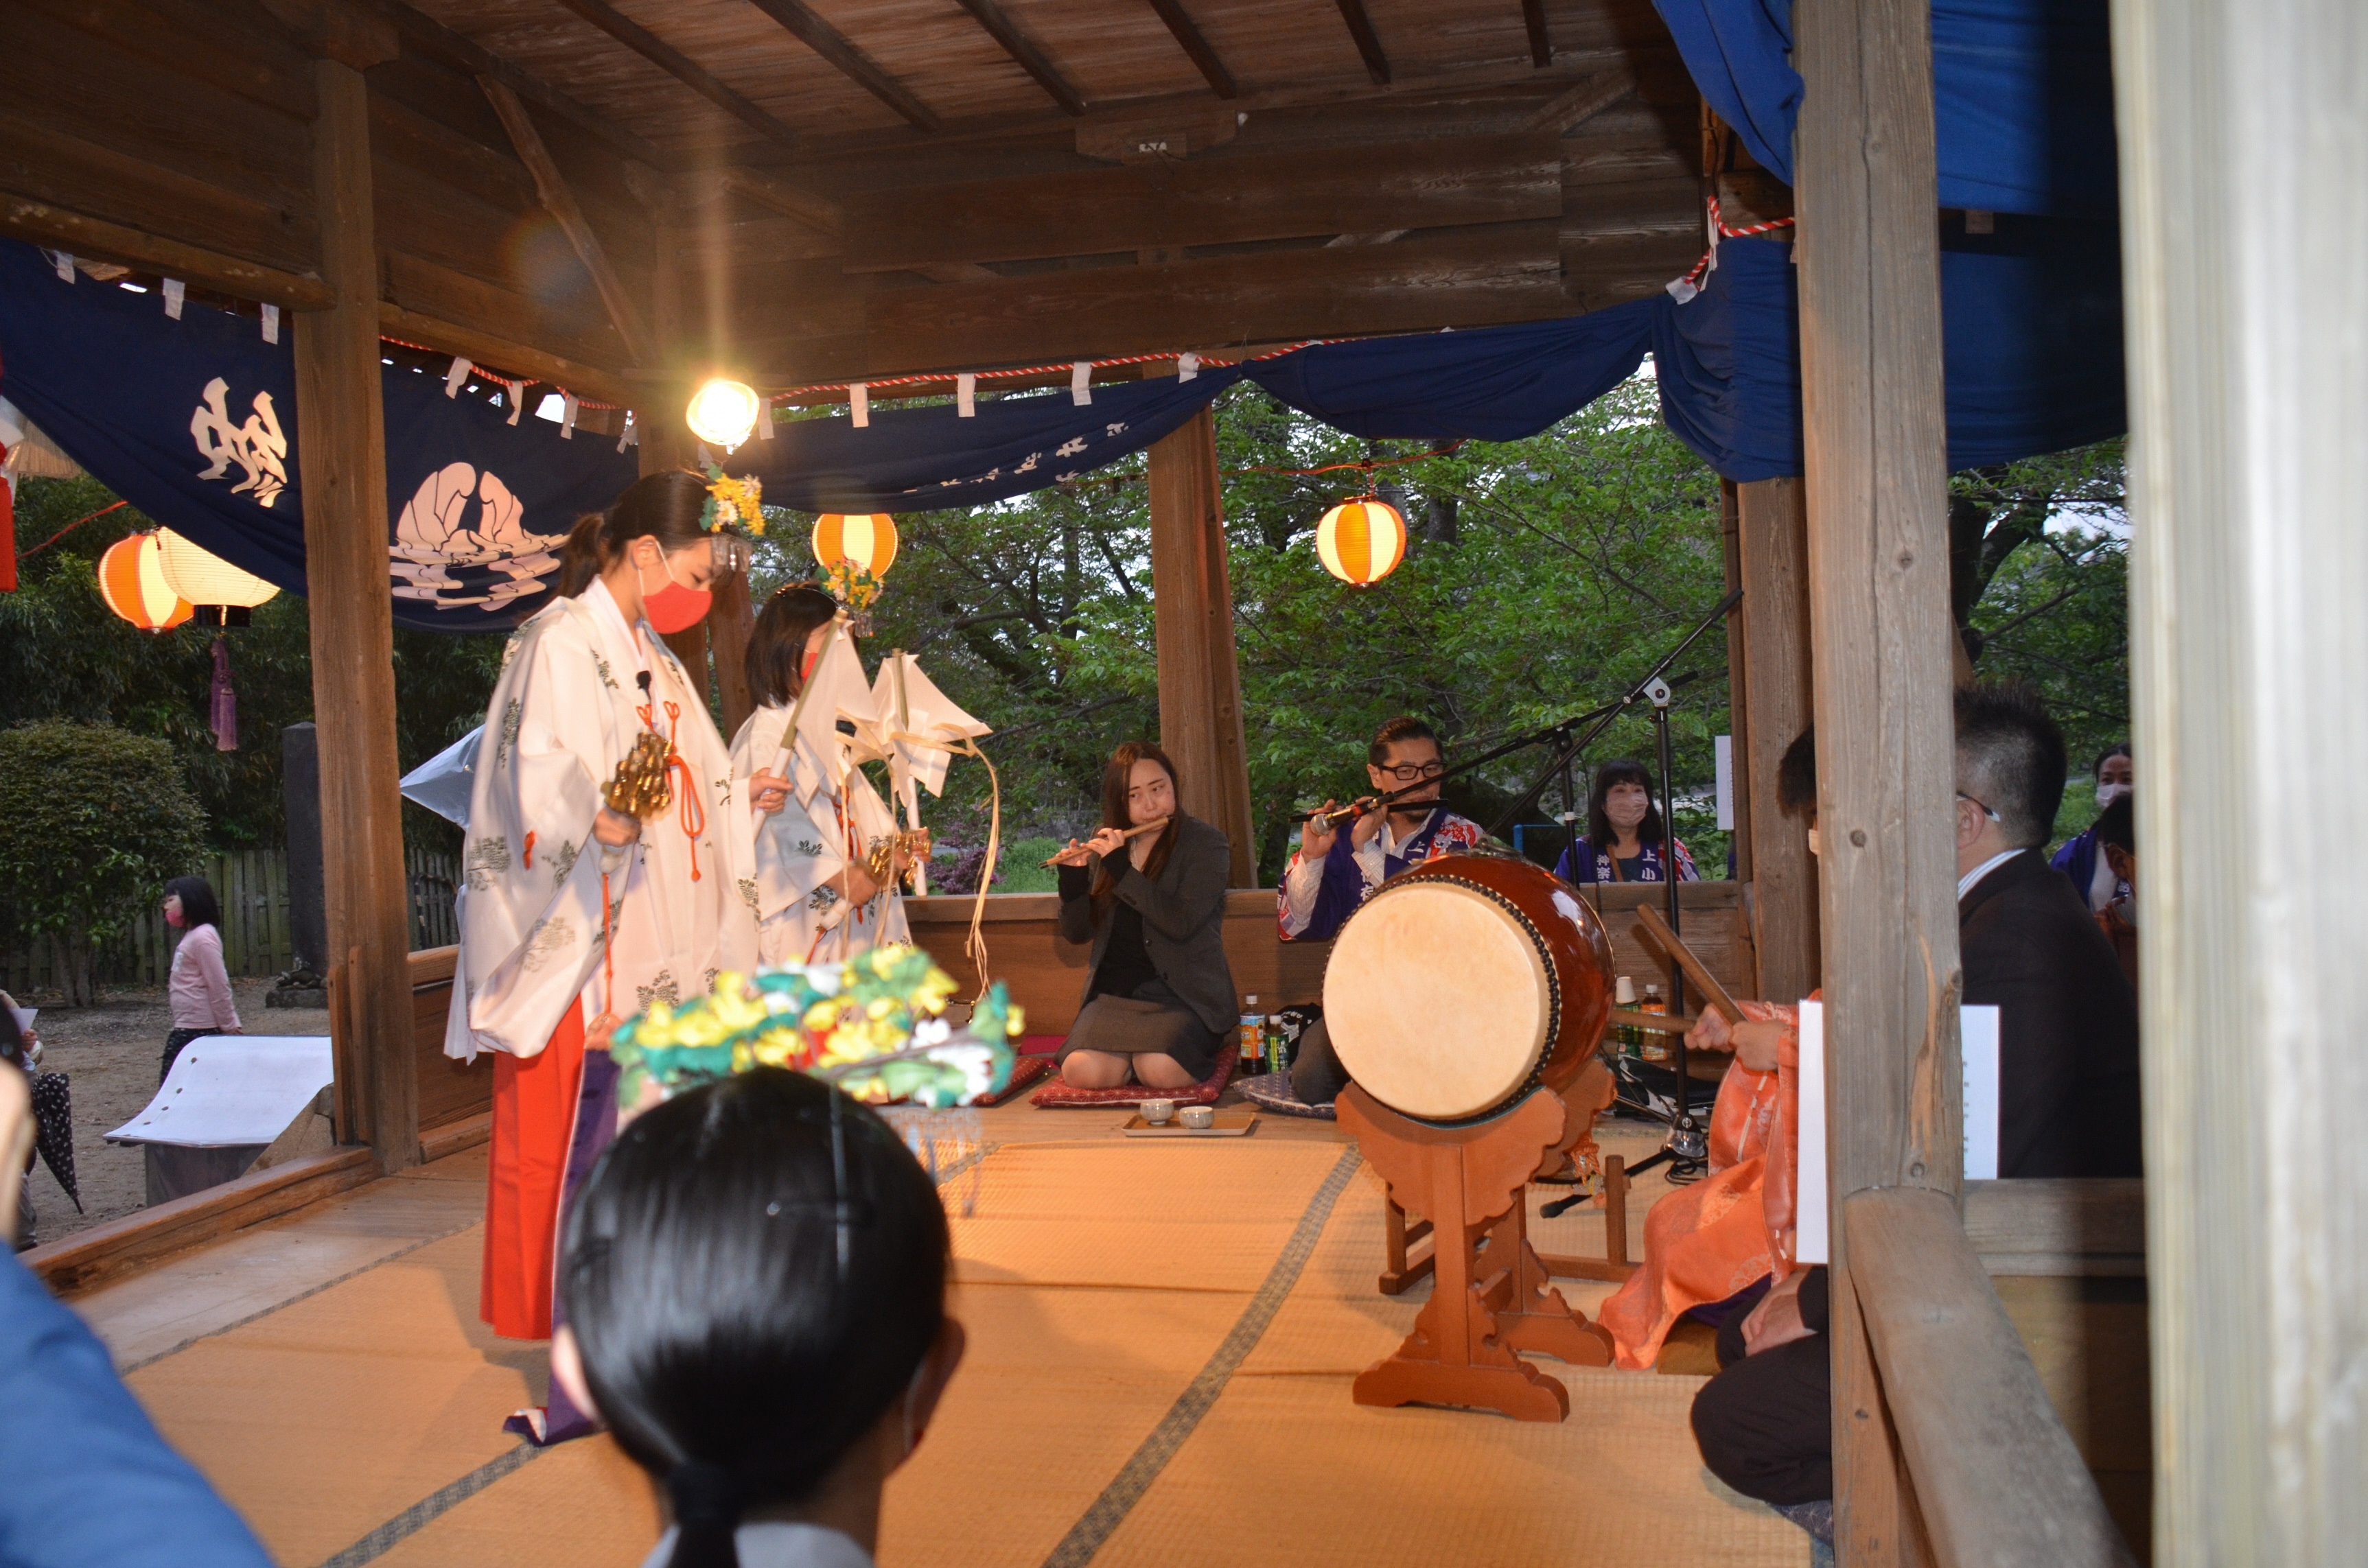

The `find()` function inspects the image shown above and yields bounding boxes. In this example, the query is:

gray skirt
[1058,980,1226,1081]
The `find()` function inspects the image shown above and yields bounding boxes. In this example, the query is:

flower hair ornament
[700,463,766,538]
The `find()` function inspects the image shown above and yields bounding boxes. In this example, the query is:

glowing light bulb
[685,379,762,451]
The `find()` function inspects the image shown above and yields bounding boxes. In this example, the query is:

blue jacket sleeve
[0,1254,272,1568]
[1295,829,1368,944]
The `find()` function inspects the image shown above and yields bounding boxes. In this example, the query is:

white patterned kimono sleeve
[458,604,622,1057]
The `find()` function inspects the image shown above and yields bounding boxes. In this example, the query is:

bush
[0,719,207,1004]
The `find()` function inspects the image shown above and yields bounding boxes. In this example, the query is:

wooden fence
[1,847,461,996]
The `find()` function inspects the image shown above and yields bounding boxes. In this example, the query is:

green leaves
[0,719,205,950]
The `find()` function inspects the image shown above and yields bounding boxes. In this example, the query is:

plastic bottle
[1614,975,1640,1058]
[1640,983,1670,1062]
[1239,996,1266,1070]
[1265,1014,1290,1075]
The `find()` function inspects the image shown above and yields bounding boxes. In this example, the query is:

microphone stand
[1620,673,1708,1180]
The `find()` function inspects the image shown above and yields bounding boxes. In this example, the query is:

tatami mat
[100,1116,1808,1568]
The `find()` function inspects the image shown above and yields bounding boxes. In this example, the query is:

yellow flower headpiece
[700,463,766,538]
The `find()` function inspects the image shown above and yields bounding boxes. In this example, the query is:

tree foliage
[0,718,205,1003]
[0,476,509,856]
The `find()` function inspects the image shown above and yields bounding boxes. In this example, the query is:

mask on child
[2094,782,2129,810]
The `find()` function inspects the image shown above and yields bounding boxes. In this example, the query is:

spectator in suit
[1688,684,2142,1540]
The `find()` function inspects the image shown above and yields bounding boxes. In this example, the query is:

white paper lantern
[157,529,279,624]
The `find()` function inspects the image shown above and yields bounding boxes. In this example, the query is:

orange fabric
[482,1002,585,1340]
[1598,1000,1800,1370]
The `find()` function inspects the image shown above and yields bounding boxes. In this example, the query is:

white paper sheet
[1795,1000,1827,1263]
[106,1035,334,1149]
[1962,1003,2001,1180]
[1792,1000,2004,1263]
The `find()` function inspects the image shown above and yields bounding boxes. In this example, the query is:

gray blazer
[1056,814,1239,1034]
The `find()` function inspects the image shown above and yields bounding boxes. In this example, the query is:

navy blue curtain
[1651,0,2118,217]
[0,241,636,631]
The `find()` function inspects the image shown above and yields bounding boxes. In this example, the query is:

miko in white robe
[730,705,911,966]
[456,576,758,1346]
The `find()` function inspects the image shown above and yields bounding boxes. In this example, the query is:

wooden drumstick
[1607,1006,1707,1036]
[1631,904,1748,1026]
[1040,817,1170,867]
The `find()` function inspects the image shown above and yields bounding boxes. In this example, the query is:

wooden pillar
[2114,0,2367,1559]
[708,570,755,737]
[292,36,415,1171]
[1146,405,1257,886]
[1794,0,1961,1556]
[1737,476,1820,1005]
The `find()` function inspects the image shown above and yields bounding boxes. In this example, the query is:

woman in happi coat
[456,469,760,1431]
[1552,758,1702,885]
[730,583,912,966]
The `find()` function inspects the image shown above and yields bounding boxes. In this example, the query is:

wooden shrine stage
[56,1085,2150,1567]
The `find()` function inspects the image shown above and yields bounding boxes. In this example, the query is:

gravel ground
[16,979,330,1248]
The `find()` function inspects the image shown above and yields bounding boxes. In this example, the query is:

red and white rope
[1671,194,1798,300]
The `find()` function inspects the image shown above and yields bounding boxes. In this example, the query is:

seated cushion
[973,1055,1050,1107]
[1030,1046,1235,1108]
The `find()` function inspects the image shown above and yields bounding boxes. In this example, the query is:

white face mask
[1805,826,1821,858]
[2094,782,2129,809]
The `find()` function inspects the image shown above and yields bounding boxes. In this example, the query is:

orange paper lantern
[1314,496,1407,586]
[97,532,194,632]
[811,512,899,581]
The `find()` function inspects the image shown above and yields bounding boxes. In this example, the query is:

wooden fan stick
[1631,904,1747,1025]
[1040,817,1170,866]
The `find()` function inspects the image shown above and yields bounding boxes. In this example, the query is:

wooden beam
[843,134,1563,270]
[1961,1178,2146,1278]
[1148,401,1258,887]
[351,0,669,169]
[1334,0,1392,85]
[375,302,634,406]
[1522,0,1553,67]
[844,221,1564,380]
[478,77,653,364]
[717,167,844,237]
[1846,1189,2139,1565]
[21,1147,378,1297]
[949,0,1087,117]
[1794,0,1958,1554]
[1523,67,1635,134]
[1144,0,1238,100]
[0,191,333,309]
[2115,0,2368,1554]
[294,56,418,1175]
[546,0,800,150]
[741,0,942,132]
[1736,476,1819,1005]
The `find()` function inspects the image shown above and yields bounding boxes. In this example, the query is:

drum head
[1323,878,1553,1122]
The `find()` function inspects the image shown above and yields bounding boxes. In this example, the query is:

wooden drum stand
[1336,1056,1621,1423]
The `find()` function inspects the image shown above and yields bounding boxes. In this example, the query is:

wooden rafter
[951,0,1087,117]
[1522,67,1635,134]
[1522,0,1552,67]
[741,0,943,132]
[478,77,653,364]
[544,0,800,150]
[1144,0,1238,100]
[1334,0,1391,86]
[354,0,670,169]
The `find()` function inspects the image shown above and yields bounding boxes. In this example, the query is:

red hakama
[481,1002,585,1340]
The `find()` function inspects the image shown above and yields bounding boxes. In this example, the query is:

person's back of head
[1776,729,1816,821]
[1953,683,2067,850]
[559,1070,956,1568]
[2091,793,2133,856]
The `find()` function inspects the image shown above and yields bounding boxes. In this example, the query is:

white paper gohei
[106,1035,334,1149]
[1961,1003,2001,1180]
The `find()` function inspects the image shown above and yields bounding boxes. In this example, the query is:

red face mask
[638,550,711,635]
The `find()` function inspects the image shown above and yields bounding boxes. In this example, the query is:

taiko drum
[1323,854,1614,1123]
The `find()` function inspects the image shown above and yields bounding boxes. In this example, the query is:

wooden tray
[1120,1112,1259,1138]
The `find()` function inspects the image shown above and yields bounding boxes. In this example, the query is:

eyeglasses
[1378,760,1446,783]
[1957,791,2001,823]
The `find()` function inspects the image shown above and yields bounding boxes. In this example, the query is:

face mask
[1805,826,1821,858]
[898,1353,931,1458]
[2095,782,2129,809]
[638,550,711,635]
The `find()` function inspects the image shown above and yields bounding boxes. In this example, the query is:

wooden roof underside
[1,0,1707,400]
